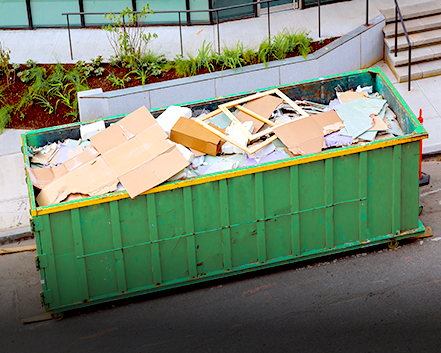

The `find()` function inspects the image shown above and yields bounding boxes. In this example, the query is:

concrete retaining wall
[79,15,385,121]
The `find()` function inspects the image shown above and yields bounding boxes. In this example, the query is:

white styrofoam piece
[80,120,106,140]
[156,106,192,137]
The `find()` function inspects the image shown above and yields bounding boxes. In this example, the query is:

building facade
[0,0,348,29]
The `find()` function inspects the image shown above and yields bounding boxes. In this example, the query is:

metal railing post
[25,0,33,30]
[318,0,321,38]
[67,15,74,60]
[394,5,398,57]
[366,0,369,26]
[408,46,412,91]
[78,0,85,28]
[267,1,271,43]
[178,12,183,56]
[217,10,220,54]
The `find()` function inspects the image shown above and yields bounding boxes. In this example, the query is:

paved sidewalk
[1,0,440,241]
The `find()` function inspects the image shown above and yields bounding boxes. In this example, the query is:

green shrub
[103,6,158,67]
[218,42,244,71]
[0,105,12,133]
[0,42,11,86]
[173,54,197,78]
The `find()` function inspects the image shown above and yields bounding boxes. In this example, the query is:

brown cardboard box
[170,117,223,156]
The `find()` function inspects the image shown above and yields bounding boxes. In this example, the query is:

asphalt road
[1,160,441,353]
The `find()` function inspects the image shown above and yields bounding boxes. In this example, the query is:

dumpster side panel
[367,147,394,238]
[401,141,420,231]
[333,153,361,245]
[118,196,153,291]
[229,175,259,268]
[262,168,292,259]
[192,183,224,275]
[49,212,83,306]
[37,143,422,313]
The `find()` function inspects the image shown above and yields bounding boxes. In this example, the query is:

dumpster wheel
[51,313,64,321]
[388,239,399,249]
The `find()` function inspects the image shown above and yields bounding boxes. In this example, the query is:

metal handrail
[62,0,284,60]
[394,0,412,91]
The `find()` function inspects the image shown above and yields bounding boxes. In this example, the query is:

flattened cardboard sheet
[91,106,189,199]
[273,117,325,156]
[337,91,368,104]
[28,146,99,190]
[311,110,344,135]
[36,155,119,206]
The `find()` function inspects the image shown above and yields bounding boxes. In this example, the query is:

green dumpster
[22,68,427,316]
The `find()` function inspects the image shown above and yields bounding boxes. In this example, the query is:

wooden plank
[275,90,309,117]
[247,135,279,154]
[220,106,254,139]
[0,245,37,255]
[193,118,251,153]
[219,89,279,108]
[220,105,275,142]
[194,118,278,155]
[197,108,222,121]
[234,105,276,126]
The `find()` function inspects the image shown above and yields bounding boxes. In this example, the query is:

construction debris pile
[27,86,404,207]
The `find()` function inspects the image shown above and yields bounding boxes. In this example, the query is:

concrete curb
[0,226,33,245]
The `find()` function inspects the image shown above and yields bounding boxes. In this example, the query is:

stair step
[388,58,441,83]
[383,14,441,38]
[380,1,441,24]
[385,28,441,52]
[386,44,441,67]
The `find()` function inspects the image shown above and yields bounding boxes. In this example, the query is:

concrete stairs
[382,1,441,83]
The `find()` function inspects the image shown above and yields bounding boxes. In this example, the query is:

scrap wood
[0,245,37,255]
[412,226,433,239]
[22,313,53,324]
[198,108,223,121]
[193,118,277,155]
[219,106,275,141]
[216,88,309,141]
[234,104,276,126]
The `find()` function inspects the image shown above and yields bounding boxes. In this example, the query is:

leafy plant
[0,105,12,133]
[0,41,12,86]
[91,55,103,68]
[271,30,292,60]
[25,59,37,68]
[103,6,158,66]
[106,72,131,89]
[196,40,215,72]
[242,48,259,66]
[293,29,313,58]
[64,68,89,92]
[34,94,55,114]
[15,91,33,116]
[258,29,313,67]
[173,54,197,78]
[76,56,105,78]
[219,42,244,71]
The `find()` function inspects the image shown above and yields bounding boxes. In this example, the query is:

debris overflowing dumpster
[22,68,427,316]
